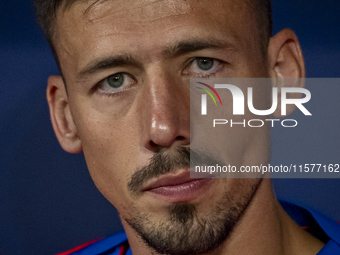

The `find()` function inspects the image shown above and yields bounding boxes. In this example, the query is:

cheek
[70,101,142,207]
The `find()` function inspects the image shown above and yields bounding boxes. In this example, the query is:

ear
[47,76,82,153]
[268,29,306,118]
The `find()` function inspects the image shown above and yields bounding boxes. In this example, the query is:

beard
[124,147,262,255]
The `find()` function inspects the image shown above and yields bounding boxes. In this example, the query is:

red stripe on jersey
[118,244,129,255]
[56,238,102,255]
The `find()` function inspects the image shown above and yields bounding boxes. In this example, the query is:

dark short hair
[34,0,272,73]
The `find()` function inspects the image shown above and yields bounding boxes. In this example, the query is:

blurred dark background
[0,1,339,254]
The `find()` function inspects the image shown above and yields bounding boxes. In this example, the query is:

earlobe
[268,29,306,118]
[47,76,82,153]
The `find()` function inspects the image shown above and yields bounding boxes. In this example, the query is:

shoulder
[280,200,340,254]
[56,232,129,255]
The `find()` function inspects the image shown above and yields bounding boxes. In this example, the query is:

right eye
[96,72,136,95]
[182,57,224,78]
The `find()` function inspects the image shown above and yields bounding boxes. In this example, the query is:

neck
[122,179,324,255]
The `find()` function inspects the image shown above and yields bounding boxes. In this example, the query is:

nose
[139,68,190,152]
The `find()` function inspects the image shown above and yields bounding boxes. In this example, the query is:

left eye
[183,57,223,77]
[98,73,136,93]
[196,58,215,71]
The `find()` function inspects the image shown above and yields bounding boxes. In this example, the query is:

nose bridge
[150,72,178,121]
[139,67,190,150]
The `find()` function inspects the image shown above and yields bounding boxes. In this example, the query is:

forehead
[54,0,257,73]
[58,0,250,28]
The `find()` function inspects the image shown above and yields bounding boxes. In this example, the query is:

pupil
[107,74,124,88]
[197,58,214,71]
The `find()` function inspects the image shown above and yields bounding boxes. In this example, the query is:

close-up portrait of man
[0,0,339,255]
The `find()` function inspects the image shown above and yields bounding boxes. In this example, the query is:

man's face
[54,0,271,253]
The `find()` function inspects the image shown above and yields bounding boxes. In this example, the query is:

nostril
[176,136,186,141]
[149,140,158,148]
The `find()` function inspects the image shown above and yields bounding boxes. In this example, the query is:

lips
[143,171,212,203]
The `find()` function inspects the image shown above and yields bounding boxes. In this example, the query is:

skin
[47,0,324,254]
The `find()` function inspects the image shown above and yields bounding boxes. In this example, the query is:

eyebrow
[78,54,142,79]
[77,38,236,79]
[162,38,237,58]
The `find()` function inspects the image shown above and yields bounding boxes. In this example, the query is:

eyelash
[93,57,224,96]
[183,57,223,78]
[93,72,137,97]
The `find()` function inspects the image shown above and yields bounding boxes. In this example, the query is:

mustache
[127,147,220,194]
